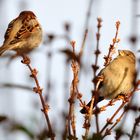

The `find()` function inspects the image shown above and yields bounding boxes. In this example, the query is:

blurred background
[0,0,140,140]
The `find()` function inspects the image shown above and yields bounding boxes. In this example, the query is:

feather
[4,18,17,43]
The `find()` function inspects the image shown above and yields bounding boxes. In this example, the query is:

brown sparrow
[80,50,136,114]
[0,11,42,55]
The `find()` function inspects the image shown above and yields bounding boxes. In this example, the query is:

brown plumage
[80,50,136,114]
[0,11,42,55]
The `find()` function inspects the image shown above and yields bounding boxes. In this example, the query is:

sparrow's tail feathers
[0,46,8,56]
[0,45,14,56]
[80,96,104,114]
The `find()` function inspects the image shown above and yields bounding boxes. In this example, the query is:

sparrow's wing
[9,23,33,45]
[4,18,17,43]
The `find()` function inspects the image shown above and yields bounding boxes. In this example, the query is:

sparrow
[0,11,42,55]
[80,50,136,114]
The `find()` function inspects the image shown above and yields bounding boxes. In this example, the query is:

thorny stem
[21,55,55,140]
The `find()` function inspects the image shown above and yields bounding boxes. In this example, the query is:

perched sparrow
[0,11,42,55]
[80,50,136,114]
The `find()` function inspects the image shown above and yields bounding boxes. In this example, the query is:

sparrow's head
[118,50,136,62]
[19,11,36,20]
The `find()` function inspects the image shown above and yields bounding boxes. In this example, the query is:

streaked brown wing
[4,18,17,43]
[9,23,34,45]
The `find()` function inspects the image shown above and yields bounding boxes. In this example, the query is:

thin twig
[92,17,102,78]
[82,18,102,139]
[21,54,55,140]
[79,0,94,62]
[83,77,103,140]
[45,50,52,101]
[98,98,120,113]
[0,83,32,91]
[62,23,71,140]
[67,41,79,139]
[104,21,120,66]
[100,99,126,135]
[79,29,88,60]
[93,17,102,133]
[102,107,127,139]
[130,115,140,140]
[100,80,140,138]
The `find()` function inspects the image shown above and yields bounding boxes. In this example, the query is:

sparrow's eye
[126,53,130,56]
